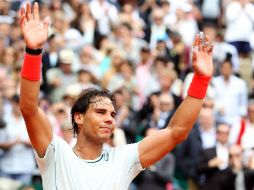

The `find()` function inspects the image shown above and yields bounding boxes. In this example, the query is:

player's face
[81,97,116,143]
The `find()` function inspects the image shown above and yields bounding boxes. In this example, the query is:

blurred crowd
[0,0,254,190]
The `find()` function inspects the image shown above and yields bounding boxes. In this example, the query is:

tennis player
[19,2,213,190]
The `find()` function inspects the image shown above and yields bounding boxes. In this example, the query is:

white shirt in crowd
[212,75,248,125]
[225,1,254,42]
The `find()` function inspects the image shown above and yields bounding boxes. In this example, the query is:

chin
[99,134,113,143]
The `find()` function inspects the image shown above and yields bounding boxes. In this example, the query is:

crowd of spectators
[0,0,254,189]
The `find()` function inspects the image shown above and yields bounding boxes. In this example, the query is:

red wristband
[21,53,42,81]
[187,73,211,99]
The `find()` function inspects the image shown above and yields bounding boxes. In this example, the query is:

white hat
[59,49,75,64]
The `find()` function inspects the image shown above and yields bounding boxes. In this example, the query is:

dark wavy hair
[71,88,116,137]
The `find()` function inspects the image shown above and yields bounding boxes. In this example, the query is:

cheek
[84,115,101,130]
[112,122,116,130]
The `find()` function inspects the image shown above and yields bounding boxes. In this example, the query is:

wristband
[21,53,42,81]
[25,47,43,55]
[187,73,211,99]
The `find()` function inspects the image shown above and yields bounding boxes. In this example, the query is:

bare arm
[139,34,214,168]
[19,2,52,157]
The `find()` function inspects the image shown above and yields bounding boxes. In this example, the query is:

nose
[105,119,113,125]
[104,113,115,125]
[105,117,115,125]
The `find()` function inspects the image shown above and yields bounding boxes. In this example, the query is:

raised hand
[192,33,213,77]
[19,2,50,49]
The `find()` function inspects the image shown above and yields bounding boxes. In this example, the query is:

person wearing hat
[46,48,77,102]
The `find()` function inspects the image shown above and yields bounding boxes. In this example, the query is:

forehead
[217,124,230,132]
[89,97,115,111]
[159,94,173,103]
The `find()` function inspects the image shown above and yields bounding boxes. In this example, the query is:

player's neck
[73,138,103,160]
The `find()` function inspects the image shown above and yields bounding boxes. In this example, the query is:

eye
[97,111,104,114]
[111,113,116,118]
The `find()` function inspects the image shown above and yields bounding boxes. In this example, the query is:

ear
[74,112,83,125]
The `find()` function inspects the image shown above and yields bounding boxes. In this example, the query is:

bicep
[23,107,53,157]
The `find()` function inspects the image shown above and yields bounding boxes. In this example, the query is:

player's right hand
[19,2,50,49]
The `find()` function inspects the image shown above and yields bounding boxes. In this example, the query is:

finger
[33,2,39,20]
[198,44,202,52]
[207,44,214,56]
[203,35,210,52]
[192,51,197,64]
[199,31,205,46]
[192,34,199,53]
[204,34,210,44]
[43,16,51,31]
[201,35,208,52]
[26,2,32,21]
[199,32,205,51]
[19,7,27,27]
[193,34,199,47]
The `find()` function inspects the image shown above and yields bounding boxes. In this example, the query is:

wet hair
[70,88,116,137]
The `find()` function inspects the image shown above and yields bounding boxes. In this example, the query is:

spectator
[89,0,118,36]
[156,69,182,108]
[144,7,170,49]
[113,88,136,144]
[147,93,175,130]
[0,95,36,185]
[202,24,240,75]
[113,22,147,64]
[172,4,199,46]
[230,99,254,150]
[224,0,254,57]
[118,3,145,37]
[228,144,254,190]
[176,106,217,189]
[46,48,77,102]
[41,34,61,95]
[196,122,233,190]
[200,0,223,27]
[135,46,160,107]
[71,2,96,45]
[137,128,175,190]
[212,59,248,125]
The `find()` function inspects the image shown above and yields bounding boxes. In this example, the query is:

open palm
[19,2,50,49]
[192,34,214,77]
